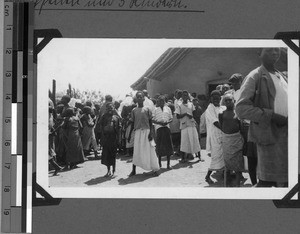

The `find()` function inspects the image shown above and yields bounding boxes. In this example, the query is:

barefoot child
[99,103,120,177]
[219,93,244,186]
[152,95,174,169]
[175,90,201,163]
[129,91,160,176]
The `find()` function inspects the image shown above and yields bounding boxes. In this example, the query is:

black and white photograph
[36,39,298,199]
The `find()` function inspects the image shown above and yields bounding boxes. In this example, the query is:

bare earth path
[49,150,252,188]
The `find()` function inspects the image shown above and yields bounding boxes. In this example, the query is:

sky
[38,38,171,100]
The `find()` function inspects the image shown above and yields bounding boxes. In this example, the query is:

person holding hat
[236,48,288,187]
[205,90,226,184]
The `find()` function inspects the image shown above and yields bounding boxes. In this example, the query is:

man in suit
[235,48,288,187]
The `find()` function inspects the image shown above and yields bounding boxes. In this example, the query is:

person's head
[228,73,243,91]
[223,93,234,110]
[75,102,84,111]
[83,106,92,115]
[114,101,120,110]
[175,89,183,99]
[191,92,197,98]
[106,102,114,115]
[192,98,200,108]
[167,99,174,105]
[259,48,281,69]
[94,103,101,111]
[142,90,149,98]
[105,95,113,102]
[61,95,70,106]
[182,90,189,103]
[210,90,221,107]
[135,91,145,105]
[85,101,92,107]
[168,103,175,114]
[216,85,223,92]
[221,84,230,95]
[157,95,166,108]
[56,104,64,115]
[64,108,75,118]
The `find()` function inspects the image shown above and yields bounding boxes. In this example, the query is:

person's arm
[148,109,154,141]
[127,110,134,143]
[218,113,223,130]
[235,70,273,127]
[213,121,221,130]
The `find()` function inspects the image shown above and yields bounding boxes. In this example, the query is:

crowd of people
[48,48,288,187]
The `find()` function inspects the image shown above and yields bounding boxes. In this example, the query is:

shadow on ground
[84,175,116,185]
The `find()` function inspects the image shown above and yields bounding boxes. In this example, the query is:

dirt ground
[49,150,252,188]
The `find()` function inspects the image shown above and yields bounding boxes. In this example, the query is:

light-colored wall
[147,48,287,97]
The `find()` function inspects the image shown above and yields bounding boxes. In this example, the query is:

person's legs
[167,155,172,169]
[49,158,63,176]
[158,155,162,168]
[205,170,213,184]
[247,156,257,186]
[255,180,276,187]
[104,165,111,177]
[129,165,136,176]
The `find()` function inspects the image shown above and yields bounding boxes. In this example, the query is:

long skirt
[101,131,117,167]
[133,129,160,171]
[81,126,98,151]
[209,127,225,170]
[180,126,201,154]
[222,132,244,171]
[65,129,85,164]
[257,126,288,183]
[156,127,173,157]
[125,124,134,148]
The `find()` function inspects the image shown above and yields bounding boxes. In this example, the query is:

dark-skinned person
[236,48,288,187]
[192,98,204,161]
[62,108,85,169]
[99,102,120,177]
[228,73,258,186]
[128,91,160,177]
[205,90,226,184]
[80,106,99,159]
[219,93,244,187]
[49,99,64,176]
[152,95,174,169]
[175,90,201,163]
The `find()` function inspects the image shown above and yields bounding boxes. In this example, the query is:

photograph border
[36,39,299,199]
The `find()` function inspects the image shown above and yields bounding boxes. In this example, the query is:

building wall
[147,48,287,97]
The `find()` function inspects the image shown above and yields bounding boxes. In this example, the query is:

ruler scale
[1,1,34,233]
[2,0,14,232]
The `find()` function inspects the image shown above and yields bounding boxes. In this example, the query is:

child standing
[219,93,244,186]
[152,96,173,169]
[175,90,201,163]
[129,91,160,177]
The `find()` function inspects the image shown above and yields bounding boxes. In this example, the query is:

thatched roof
[131,48,191,90]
